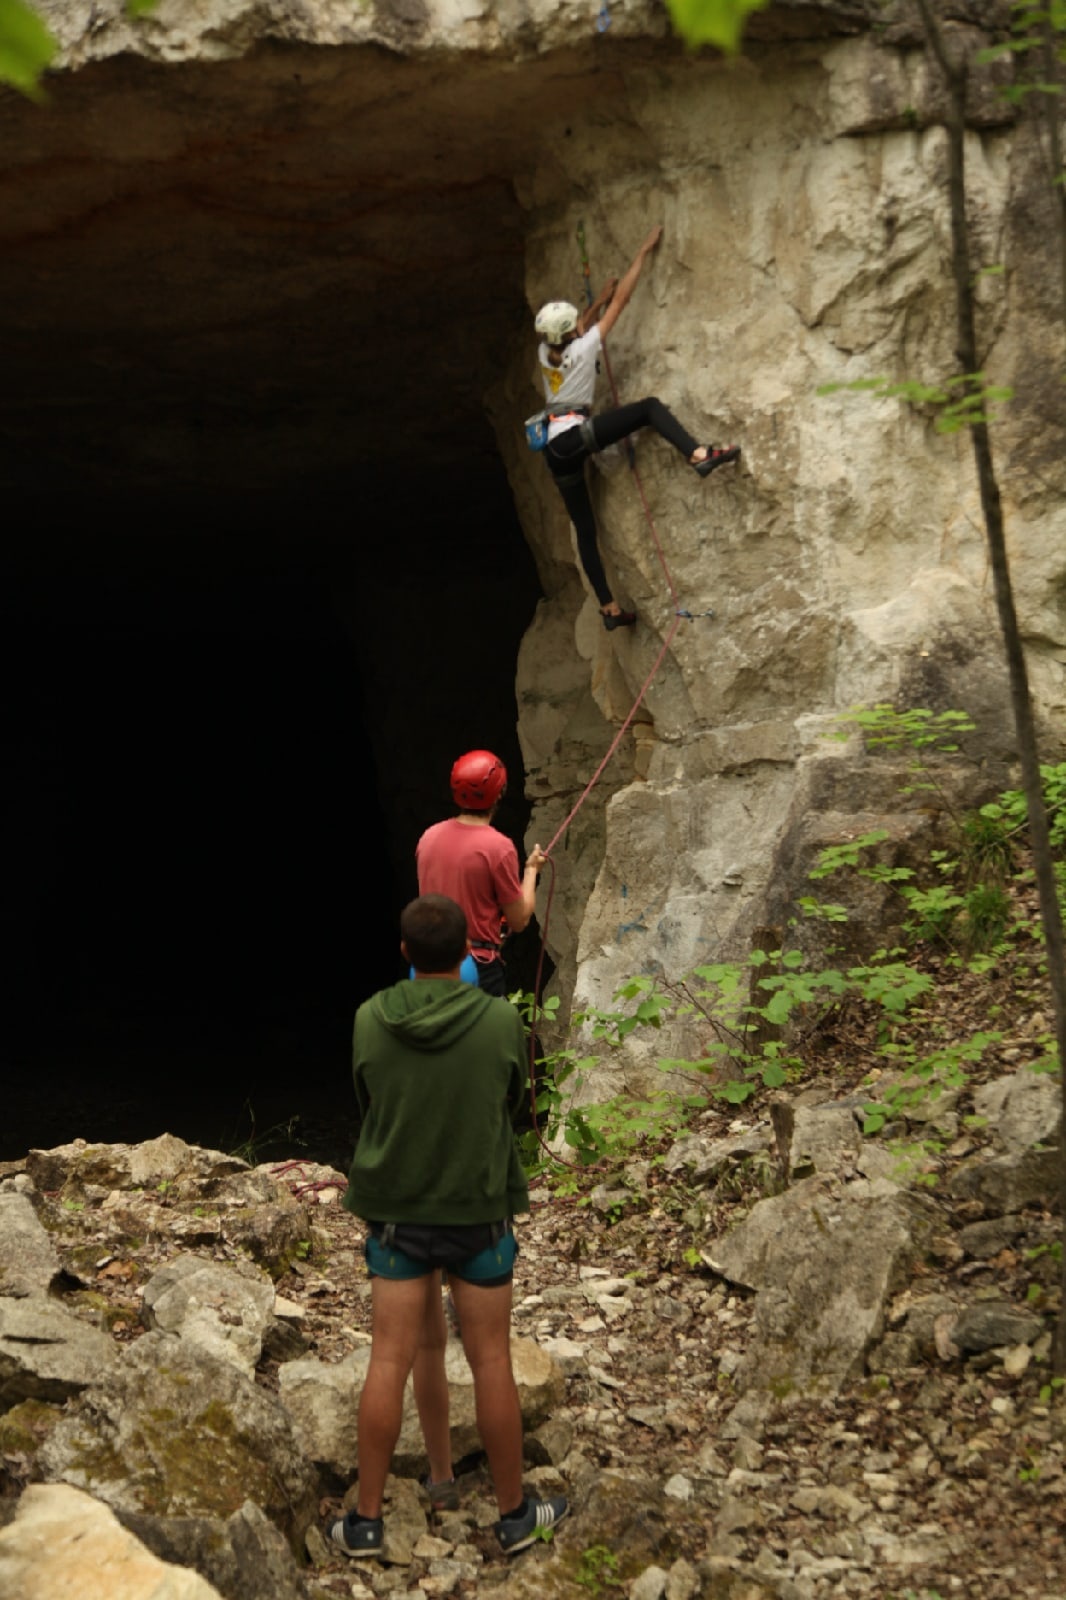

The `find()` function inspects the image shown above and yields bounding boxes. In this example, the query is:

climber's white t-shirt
[538,326,601,441]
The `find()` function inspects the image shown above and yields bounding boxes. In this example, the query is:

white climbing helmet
[535,301,580,345]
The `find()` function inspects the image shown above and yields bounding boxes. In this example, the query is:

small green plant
[883,1139,944,1187]
[575,1544,621,1593]
[861,1031,1000,1134]
[228,1105,307,1166]
[1039,1375,1066,1406]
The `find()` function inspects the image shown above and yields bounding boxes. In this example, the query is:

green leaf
[715,1079,757,1104]
[762,990,795,1026]
[0,0,56,97]
[664,0,770,53]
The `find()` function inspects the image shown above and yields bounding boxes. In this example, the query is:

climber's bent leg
[590,397,699,461]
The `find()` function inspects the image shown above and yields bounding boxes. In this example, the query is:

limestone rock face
[38,1332,318,1545]
[4,0,1064,1050]
[140,1254,278,1377]
[0,1298,120,1409]
[0,1193,62,1300]
[0,1483,225,1600]
[508,28,1065,1026]
[708,1174,936,1394]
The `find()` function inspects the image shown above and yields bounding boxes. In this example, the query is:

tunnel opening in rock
[0,36,580,1160]
[3,462,541,1167]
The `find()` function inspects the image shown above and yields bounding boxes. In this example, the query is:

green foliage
[860,1030,1001,1133]
[575,1545,621,1594]
[995,761,1066,852]
[517,706,1061,1175]
[817,372,1014,433]
[811,704,1050,957]
[227,1105,307,1166]
[664,0,769,54]
[0,0,159,95]
[0,0,55,97]
[830,702,976,773]
[808,830,894,879]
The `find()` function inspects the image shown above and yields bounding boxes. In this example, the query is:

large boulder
[38,1332,317,1547]
[707,1175,936,1394]
[119,1499,316,1600]
[141,1255,277,1378]
[279,1334,564,1478]
[0,1192,62,1300]
[0,1483,224,1600]
[0,1299,119,1411]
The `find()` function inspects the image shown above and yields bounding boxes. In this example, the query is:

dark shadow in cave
[1,446,543,1169]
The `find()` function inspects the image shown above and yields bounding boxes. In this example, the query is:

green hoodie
[343,978,530,1225]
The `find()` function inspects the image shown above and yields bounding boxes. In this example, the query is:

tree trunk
[914,0,1066,1371]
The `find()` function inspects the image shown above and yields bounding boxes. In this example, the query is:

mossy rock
[0,1398,64,1459]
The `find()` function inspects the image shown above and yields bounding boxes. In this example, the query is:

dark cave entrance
[0,42,578,1164]
[2,452,542,1168]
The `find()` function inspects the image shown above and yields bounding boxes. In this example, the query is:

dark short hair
[401,894,468,973]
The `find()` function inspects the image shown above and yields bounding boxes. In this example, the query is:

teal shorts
[365,1224,517,1286]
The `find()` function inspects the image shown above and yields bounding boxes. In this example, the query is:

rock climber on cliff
[534,223,740,631]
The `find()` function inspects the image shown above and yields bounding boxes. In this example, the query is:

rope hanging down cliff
[521,223,743,1151]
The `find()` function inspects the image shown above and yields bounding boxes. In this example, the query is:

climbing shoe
[422,1473,461,1512]
[495,1495,569,1556]
[602,608,637,631]
[693,444,740,477]
[328,1513,384,1559]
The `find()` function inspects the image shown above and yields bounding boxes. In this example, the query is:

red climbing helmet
[451,749,507,811]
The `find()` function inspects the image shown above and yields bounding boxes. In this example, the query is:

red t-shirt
[416,818,523,962]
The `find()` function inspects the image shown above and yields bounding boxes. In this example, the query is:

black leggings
[544,397,700,606]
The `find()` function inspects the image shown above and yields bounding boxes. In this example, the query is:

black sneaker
[495,1496,569,1556]
[422,1473,461,1512]
[328,1513,384,1558]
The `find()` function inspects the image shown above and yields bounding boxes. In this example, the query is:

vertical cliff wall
[497,20,1066,1030]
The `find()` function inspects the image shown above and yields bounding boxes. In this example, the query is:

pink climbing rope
[541,329,685,862]
[526,319,697,1162]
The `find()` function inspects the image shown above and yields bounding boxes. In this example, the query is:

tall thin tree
[914,0,1066,1369]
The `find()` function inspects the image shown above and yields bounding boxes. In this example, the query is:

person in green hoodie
[329,893,568,1561]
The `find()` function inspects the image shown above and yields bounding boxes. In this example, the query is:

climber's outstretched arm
[577,275,619,335]
[596,225,663,341]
